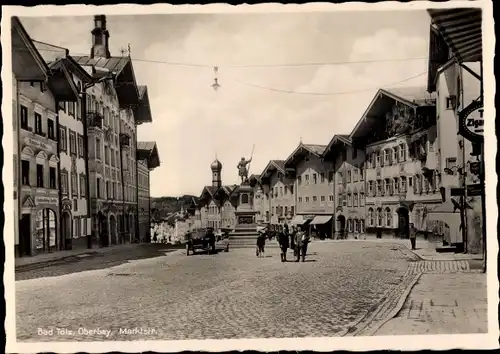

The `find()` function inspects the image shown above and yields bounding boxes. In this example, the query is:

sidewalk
[315,236,484,262]
[373,272,488,335]
[14,243,182,270]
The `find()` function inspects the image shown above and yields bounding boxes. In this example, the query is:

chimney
[90,15,111,59]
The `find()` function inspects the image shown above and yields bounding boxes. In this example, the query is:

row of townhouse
[180,9,484,253]
[12,15,160,258]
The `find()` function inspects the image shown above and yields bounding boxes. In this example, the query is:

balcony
[87,111,103,129]
[120,133,131,147]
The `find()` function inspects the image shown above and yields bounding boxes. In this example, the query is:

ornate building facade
[350,87,440,239]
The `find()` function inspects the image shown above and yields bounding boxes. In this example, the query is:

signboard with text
[24,137,53,152]
[35,196,58,205]
[458,100,484,143]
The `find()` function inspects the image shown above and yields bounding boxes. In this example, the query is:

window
[96,138,102,159]
[347,171,352,183]
[20,105,29,129]
[446,96,456,110]
[347,193,352,207]
[107,181,111,199]
[401,177,407,192]
[111,148,115,167]
[320,172,325,183]
[305,197,310,203]
[73,199,78,211]
[298,197,302,203]
[313,173,317,184]
[60,127,67,152]
[386,207,392,227]
[71,173,78,197]
[368,181,374,195]
[291,206,295,215]
[104,146,110,165]
[49,167,57,189]
[376,151,381,166]
[394,177,399,192]
[80,175,86,196]
[321,196,325,202]
[353,169,358,182]
[21,160,30,185]
[47,119,55,140]
[353,193,358,207]
[360,192,364,206]
[377,180,382,195]
[68,101,75,116]
[290,185,294,195]
[399,143,406,161]
[36,164,44,188]
[297,176,302,185]
[34,112,43,134]
[305,174,310,185]
[368,208,374,226]
[393,146,399,162]
[78,135,84,158]
[384,179,390,195]
[329,195,334,202]
[61,171,69,195]
[377,208,383,226]
[280,186,283,196]
[76,100,81,120]
[313,196,317,202]
[69,131,77,155]
[59,101,66,112]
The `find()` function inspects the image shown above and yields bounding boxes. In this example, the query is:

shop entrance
[19,213,32,256]
[397,207,410,239]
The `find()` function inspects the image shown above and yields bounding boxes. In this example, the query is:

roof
[11,17,50,81]
[349,87,436,140]
[322,134,352,160]
[428,8,482,63]
[136,85,153,124]
[284,143,327,168]
[73,55,130,76]
[259,159,286,182]
[136,141,160,169]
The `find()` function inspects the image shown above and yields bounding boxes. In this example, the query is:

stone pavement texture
[374,273,488,335]
[16,241,419,341]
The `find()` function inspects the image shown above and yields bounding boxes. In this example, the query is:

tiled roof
[382,87,437,106]
[137,141,156,152]
[303,144,327,155]
[72,55,130,76]
[272,160,285,171]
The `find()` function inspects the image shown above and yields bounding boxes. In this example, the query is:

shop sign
[459,100,484,143]
[24,137,53,152]
[467,183,483,197]
[35,196,58,205]
[469,161,480,176]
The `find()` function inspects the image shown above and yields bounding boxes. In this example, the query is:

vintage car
[215,231,230,253]
[185,228,216,256]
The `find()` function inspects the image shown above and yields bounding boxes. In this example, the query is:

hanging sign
[459,100,484,143]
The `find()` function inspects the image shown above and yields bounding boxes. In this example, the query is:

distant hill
[151,195,197,220]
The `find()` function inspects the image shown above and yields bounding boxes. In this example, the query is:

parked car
[185,228,216,256]
[215,232,230,253]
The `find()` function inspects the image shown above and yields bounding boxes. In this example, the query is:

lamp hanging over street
[211,66,220,91]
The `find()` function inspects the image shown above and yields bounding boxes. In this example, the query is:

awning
[309,215,333,225]
[428,8,482,63]
[290,215,306,225]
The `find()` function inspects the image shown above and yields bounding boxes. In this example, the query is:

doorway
[110,214,117,245]
[337,215,346,239]
[19,213,31,256]
[98,211,108,247]
[61,211,72,250]
[397,207,410,239]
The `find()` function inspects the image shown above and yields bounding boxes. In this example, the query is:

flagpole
[247,144,255,175]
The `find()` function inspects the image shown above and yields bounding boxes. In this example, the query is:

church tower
[90,15,111,59]
[211,158,222,189]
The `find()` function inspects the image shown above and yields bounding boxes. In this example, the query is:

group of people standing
[256,224,311,262]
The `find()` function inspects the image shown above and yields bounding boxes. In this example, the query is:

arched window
[399,143,407,161]
[386,207,392,227]
[347,219,352,232]
[393,146,399,162]
[377,208,383,226]
[368,208,374,226]
[401,176,407,192]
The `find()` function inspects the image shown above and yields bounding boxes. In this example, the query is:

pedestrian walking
[256,230,266,257]
[278,226,289,262]
[295,226,311,262]
[409,223,417,250]
[290,225,296,255]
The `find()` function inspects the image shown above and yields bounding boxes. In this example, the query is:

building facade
[12,17,81,256]
[322,135,366,238]
[350,88,440,239]
[137,141,160,242]
[284,143,334,238]
[259,160,294,229]
[427,12,484,254]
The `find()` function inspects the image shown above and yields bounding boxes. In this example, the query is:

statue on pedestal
[237,156,252,184]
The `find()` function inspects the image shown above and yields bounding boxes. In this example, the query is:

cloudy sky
[20,10,431,197]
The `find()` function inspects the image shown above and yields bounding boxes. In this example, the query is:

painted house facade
[322,135,366,238]
[350,87,440,239]
[284,143,334,238]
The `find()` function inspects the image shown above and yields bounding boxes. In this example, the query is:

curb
[362,271,424,336]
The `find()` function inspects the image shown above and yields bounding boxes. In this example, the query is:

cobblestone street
[16,241,420,341]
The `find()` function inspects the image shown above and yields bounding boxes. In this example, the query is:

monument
[229,151,260,247]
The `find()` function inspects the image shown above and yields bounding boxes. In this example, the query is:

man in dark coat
[277,226,289,262]
[206,228,216,253]
[295,227,311,262]
[409,223,417,250]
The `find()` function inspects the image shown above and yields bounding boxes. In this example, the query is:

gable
[22,196,36,208]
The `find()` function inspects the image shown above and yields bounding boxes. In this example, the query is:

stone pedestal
[229,181,259,247]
